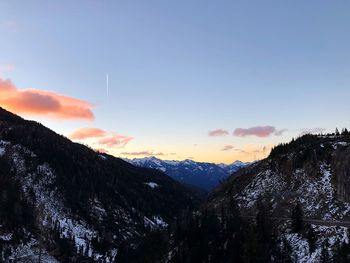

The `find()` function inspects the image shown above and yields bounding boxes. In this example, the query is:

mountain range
[2,106,350,262]
[0,107,199,262]
[124,157,249,191]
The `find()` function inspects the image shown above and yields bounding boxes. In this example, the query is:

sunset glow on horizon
[1,1,350,164]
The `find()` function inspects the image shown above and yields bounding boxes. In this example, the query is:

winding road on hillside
[241,215,350,228]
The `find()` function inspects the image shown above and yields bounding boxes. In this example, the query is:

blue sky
[1,1,350,163]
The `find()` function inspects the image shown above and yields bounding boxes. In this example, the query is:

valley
[1,108,350,262]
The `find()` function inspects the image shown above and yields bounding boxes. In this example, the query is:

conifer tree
[306,224,317,253]
[320,240,330,263]
[342,128,349,136]
[272,237,293,263]
[255,198,272,262]
[335,128,340,136]
[291,203,303,233]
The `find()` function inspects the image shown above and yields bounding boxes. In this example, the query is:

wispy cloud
[274,129,288,136]
[98,135,133,148]
[0,78,94,120]
[221,145,234,151]
[0,64,15,75]
[208,129,229,137]
[69,127,107,140]
[233,126,278,138]
[233,144,273,160]
[95,148,108,154]
[120,151,166,157]
[300,128,326,136]
[0,20,17,30]
[69,127,133,150]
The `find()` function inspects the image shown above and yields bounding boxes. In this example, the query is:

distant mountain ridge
[124,157,249,191]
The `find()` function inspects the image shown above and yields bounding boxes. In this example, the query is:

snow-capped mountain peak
[124,157,250,191]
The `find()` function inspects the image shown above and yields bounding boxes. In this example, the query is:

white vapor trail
[106,73,109,102]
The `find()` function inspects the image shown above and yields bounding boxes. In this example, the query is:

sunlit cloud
[95,148,108,154]
[69,127,133,152]
[234,126,277,138]
[221,145,234,151]
[300,128,326,136]
[98,135,133,148]
[232,144,273,161]
[0,78,94,120]
[120,151,166,157]
[69,127,107,140]
[208,129,229,137]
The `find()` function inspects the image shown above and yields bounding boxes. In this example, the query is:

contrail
[106,73,109,102]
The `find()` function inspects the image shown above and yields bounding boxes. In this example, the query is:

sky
[1,0,350,163]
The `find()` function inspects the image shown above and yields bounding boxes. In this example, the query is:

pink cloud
[120,151,166,157]
[233,126,276,138]
[208,129,229,137]
[95,148,108,154]
[69,127,133,150]
[98,135,133,148]
[0,78,94,120]
[69,127,107,140]
[221,145,234,151]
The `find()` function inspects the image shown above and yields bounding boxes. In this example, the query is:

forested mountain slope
[124,132,350,262]
[0,107,198,262]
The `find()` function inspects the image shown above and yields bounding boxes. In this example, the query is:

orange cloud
[69,127,134,151]
[69,127,107,140]
[0,78,94,120]
[208,129,229,137]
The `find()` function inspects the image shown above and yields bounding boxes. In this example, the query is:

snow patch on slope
[145,182,159,189]
[0,140,10,156]
[284,225,349,262]
[294,164,350,219]
[5,143,118,262]
[237,170,286,208]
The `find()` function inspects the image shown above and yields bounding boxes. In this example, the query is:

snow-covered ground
[283,224,349,262]
[235,160,350,220]
[1,142,118,262]
[145,182,159,189]
[236,169,287,208]
[0,140,9,156]
[0,141,174,262]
